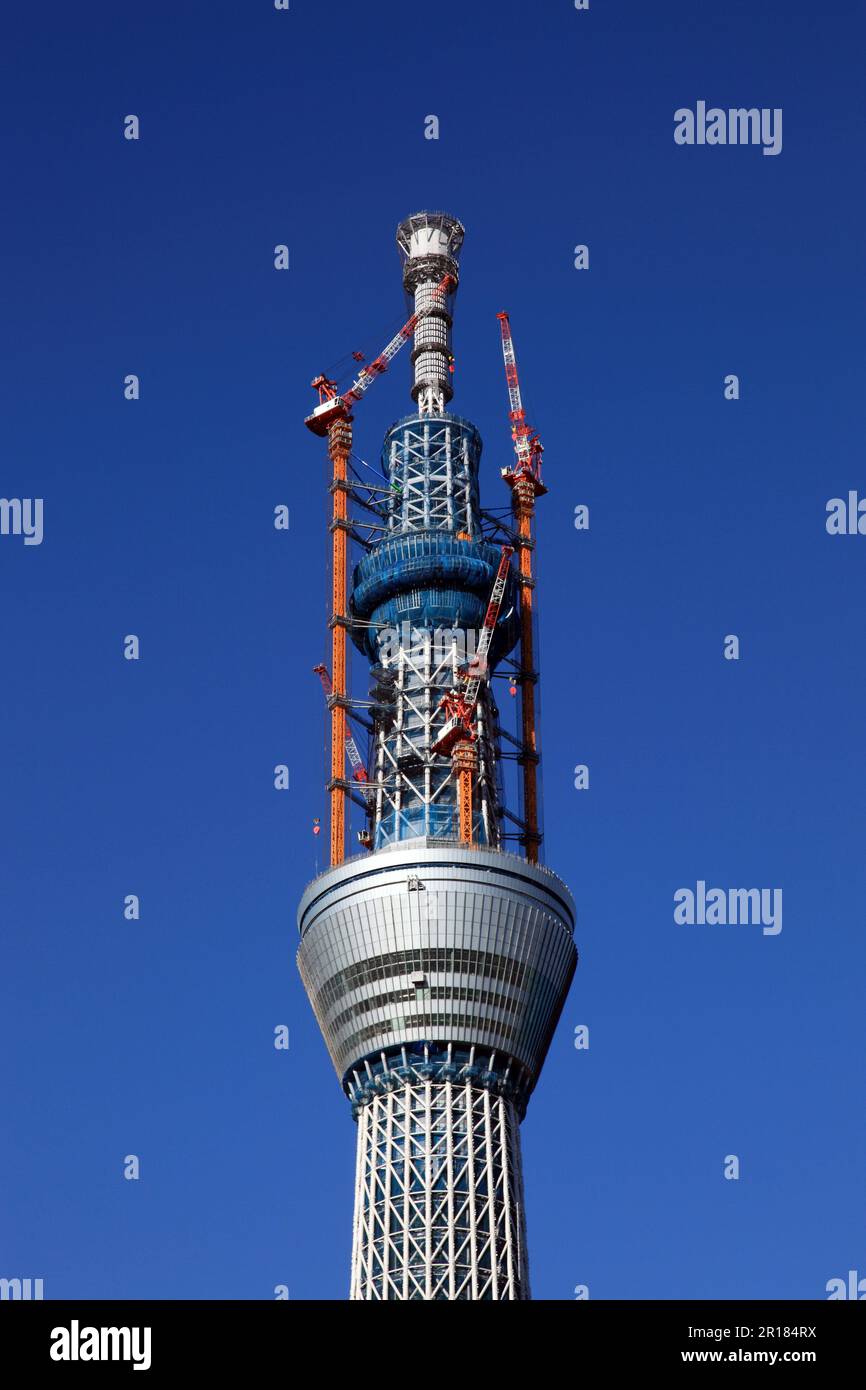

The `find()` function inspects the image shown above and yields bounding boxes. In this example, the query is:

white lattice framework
[372,625,501,846]
[350,1078,529,1300]
[387,419,477,535]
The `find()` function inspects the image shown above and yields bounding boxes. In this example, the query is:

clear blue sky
[2,0,863,1300]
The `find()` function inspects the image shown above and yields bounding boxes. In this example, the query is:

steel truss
[372,625,501,847]
[351,1075,529,1300]
[387,418,477,536]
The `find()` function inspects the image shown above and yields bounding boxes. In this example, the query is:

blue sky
[2,0,863,1299]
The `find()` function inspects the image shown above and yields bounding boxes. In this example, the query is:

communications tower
[297,212,577,1300]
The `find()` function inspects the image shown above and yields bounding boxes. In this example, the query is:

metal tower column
[350,1065,528,1300]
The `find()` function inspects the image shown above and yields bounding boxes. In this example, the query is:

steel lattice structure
[299,213,577,1300]
[351,1057,528,1301]
[368,611,502,848]
[386,417,478,535]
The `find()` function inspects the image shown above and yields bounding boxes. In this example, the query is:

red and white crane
[431,545,514,846]
[497,311,543,486]
[305,272,455,437]
[432,545,514,757]
[496,312,547,862]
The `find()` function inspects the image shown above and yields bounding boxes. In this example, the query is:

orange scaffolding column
[328,418,352,866]
[453,742,478,847]
[511,475,542,863]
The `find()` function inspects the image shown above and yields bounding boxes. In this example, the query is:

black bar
[2,1298,861,1374]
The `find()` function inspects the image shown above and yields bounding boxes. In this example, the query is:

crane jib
[338,274,452,409]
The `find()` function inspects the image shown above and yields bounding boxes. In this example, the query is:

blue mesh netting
[351,532,519,661]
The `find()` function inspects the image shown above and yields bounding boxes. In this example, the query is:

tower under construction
[298,212,577,1300]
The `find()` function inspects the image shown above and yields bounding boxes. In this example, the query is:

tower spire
[396,211,463,414]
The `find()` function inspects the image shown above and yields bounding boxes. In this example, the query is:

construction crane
[496,311,547,864]
[305,272,455,868]
[305,272,455,437]
[431,545,514,846]
[313,663,369,787]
